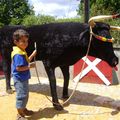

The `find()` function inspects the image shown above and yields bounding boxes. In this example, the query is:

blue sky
[29,0,80,18]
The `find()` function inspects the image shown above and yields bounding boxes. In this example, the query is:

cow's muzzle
[111,57,119,67]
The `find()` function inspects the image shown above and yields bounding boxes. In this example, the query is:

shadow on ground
[29,83,120,113]
[27,107,68,120]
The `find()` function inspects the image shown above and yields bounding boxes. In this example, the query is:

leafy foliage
[90,0,120,15]
[22,15,82,26]
[55,17,82,23]
[22,15,56,26]
[0,0,34,26]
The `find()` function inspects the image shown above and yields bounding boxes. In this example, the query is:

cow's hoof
[54,105,63,111]
[62,99,70,107]
[62,95,70,107]
[6,89,14,94]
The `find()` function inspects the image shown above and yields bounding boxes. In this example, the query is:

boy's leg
[14,79,29,116]
[16,113,28,120]
[17,109,25,117]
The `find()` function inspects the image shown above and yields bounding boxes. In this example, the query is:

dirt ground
[0,77,120,120]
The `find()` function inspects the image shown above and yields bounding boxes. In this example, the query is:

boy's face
[15,36,28,50]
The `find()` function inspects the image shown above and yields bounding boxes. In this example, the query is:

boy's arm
[16,62,35,71]
[16,66,30,71]
[14,54,36,72]
[28,50,37,62]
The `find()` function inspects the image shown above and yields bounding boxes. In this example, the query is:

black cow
[0,20,119,110]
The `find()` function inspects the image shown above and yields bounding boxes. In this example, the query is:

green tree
[22,15,56,26]
[0,0,34,26]
[90,0,120,15]
[77,0,120,17]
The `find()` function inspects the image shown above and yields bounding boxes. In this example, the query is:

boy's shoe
[24,108,34,116]
[16,114,27,120]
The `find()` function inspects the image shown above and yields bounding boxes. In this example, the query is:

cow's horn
[110,26,120,30]
[89,15,115,27]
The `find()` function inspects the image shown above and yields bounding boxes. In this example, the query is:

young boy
[11,29,37,120]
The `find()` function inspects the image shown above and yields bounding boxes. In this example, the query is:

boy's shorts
[13,78,29,109]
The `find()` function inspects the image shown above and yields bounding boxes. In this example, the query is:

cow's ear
[79,29,90,47]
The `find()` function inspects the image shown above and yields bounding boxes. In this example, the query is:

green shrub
[22,15,55,26]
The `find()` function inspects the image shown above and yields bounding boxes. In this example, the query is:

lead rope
[34,42,41,84]
[60,26,93,106]
[34,26,93,106]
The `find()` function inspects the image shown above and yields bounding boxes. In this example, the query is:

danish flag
[73,56,114,85]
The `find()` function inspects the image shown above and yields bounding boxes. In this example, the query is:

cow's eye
[106,35,112,39]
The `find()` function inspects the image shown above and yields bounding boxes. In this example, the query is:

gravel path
[0,77,120,120]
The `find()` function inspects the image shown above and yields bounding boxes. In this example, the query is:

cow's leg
[60,66,69,99]
[43,64,63,110]
[2,58,13,94]
[1,49,13,94]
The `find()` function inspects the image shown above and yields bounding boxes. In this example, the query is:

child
[11,29,37,120]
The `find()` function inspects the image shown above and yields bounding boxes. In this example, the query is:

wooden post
[84,0,90,23]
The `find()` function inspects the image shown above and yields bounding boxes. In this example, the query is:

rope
[34,42,41,84]
[34,26,93,106]
[34,59,41,84]
[60,26,93,106]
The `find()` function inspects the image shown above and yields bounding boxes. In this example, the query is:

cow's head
[79,14,120,67]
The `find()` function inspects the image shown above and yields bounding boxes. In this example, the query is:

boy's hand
[29,50,37,62]
[31,50,37,57]
[29,62,36,68]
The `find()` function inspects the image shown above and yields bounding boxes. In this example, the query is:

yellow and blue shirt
[11,46,30,81]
